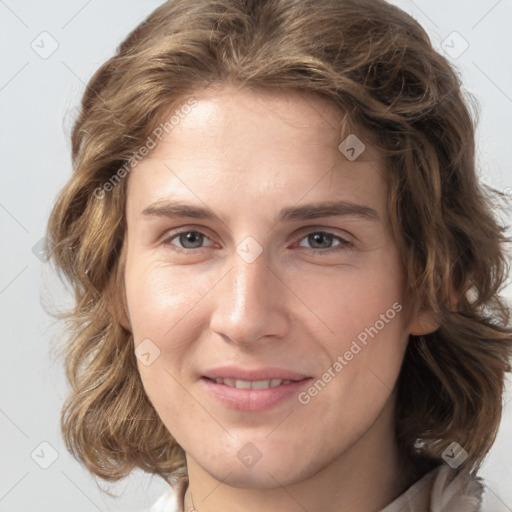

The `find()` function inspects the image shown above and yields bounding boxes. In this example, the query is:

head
[47,0,512,487]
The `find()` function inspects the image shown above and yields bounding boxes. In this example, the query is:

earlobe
[409,286,466,336]
[107,286,132,332]
[106,249,132,332]
[117,302,132,332]
[113,242,132,332]
[409,309,440,336]
[115,283,132,332]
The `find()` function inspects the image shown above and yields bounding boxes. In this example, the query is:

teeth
[251,380,270,389]
[236,379,252,389]
[213,378,292,389]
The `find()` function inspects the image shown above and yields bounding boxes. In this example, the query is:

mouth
[200,371,312,411]
[203,377,296,389]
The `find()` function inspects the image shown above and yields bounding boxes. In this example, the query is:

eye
[162,230,214,251]
[297,231,353,253]
[161,228,353,254]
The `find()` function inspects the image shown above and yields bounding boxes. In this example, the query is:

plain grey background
[1,0,511,511]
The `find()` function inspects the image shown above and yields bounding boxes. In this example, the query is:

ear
[107,243,132,333]
[408,285,470,336]
[116,289,132,332]
[106,277,132,332]
[409,308,440,335]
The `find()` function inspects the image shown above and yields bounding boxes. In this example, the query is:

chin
[189,439,325,489]
[203,461,302,489]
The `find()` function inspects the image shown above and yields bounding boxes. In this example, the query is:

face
[122,84,429,488]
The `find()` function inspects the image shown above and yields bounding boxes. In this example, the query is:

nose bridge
[230,251,268,316]
[209,247,288,344]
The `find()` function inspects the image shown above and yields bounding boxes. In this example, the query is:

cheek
[297,251,408,394]
[293,252,406,346]
[125,240,407,355]
[125,261,203,419]
[124,258,215,342]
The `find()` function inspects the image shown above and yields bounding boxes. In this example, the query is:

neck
[183,399,416,512]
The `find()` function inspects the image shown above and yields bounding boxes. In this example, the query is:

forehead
[126,84,387,216]
[152,84,379,157]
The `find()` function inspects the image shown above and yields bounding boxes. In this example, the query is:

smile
[208,378,293,389]
[201,376,312,411]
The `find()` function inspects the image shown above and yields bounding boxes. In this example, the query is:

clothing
[380,464,484,512]
[149,464,484,512]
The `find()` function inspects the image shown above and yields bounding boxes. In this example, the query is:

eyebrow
[142,199,380,223]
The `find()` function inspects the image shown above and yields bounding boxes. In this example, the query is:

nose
[208,246,290,348]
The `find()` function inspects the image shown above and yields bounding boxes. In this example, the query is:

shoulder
[381,464,484,512]
[149,476,189,512]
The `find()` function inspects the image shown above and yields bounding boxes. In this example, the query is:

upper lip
[202,366,311,382]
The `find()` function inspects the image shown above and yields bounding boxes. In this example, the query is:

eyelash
[161,229,353,254]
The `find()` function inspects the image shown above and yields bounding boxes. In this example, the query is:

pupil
[182,232,202,248]
[311,233,331,248]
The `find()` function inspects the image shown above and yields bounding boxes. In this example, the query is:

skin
[120,84,438,512]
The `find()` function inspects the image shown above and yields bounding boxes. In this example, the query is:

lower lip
[201,377,312,411]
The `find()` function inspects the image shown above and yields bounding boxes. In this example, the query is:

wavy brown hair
[46,0,512,486]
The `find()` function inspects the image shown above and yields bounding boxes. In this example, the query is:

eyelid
[160,226,217,249]
[293,231,353,253]
[294,224,354,239]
